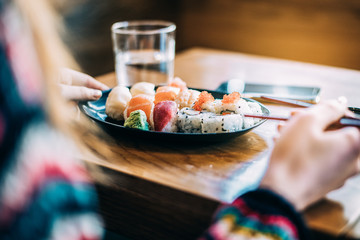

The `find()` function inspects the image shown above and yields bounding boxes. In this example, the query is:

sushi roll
[248,101,263,115]
[175,89,201,109]
[177,107,203,133]
[153,101,178,132]
[124,110,149,130]
[248,101,263,125]
[130,82,155,96]
[168,77,187,91]
[177,108,215,133]
[105,86,132,120]
[192,91,216,112]
[221,92,249,113]
[221,92,256,128]
[212,99,223,114]
[178,107,243,133]
[124,94,154,128]
[201,114,243,133]
[154,86,180,104]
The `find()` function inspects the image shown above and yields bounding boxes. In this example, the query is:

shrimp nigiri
[175,89,201,109]
[168,77,187,91]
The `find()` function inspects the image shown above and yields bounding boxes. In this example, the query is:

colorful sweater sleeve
[200,189,312,240]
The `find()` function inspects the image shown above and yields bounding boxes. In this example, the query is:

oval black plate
[78,88,270,143]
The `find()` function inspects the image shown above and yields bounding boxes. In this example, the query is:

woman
[0,0,359,239]
[0,0,105,239]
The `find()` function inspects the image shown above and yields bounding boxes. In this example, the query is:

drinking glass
[111,20,176,86]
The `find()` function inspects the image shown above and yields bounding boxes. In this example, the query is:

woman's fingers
[308,100,348,130]
[326,126,360,167]
[59,84,103,101]
[276,122,285,133]
[60,68,109,91]
[58,68,109,101]
[73,71,109,91]
[290,110,303,117]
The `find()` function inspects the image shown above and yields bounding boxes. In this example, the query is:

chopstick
[244,114,360,128]
[256,95,360,127]
[244,114,288,121]
[260,96,314,108]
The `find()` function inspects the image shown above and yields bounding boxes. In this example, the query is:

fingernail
[94,90,102,98]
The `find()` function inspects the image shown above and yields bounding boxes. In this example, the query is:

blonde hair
[14,0,78,128]
[13,0,117,181]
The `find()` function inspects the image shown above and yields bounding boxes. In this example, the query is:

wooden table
[83,48,360,240]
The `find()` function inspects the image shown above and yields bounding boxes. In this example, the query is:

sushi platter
[78,79,270,142]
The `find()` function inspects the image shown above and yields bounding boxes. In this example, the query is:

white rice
[221,98,264,129]
[248,101,263,124]
[162,115,178,132]
[201,114,243,133]
[177,108,203,133]
[212,99,223,114]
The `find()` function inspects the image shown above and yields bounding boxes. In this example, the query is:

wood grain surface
[84,48,360,239]
[178,0,360,71]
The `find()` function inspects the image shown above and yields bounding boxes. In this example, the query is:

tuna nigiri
[153,101,178,132]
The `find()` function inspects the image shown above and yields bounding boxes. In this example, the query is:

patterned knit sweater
[200,189,311,240]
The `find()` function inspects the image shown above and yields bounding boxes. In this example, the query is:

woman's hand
[261,100,360,211]
[58,68,109,101]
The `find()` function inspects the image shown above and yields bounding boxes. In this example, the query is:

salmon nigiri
[124,94,154,127]
[154,86,180,105]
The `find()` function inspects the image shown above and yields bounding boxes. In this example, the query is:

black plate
[78,88,270,143]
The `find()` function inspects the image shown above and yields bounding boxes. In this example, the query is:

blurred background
[53,0,360,77]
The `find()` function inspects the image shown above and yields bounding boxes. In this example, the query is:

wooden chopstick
[244,114,360,128]
[255,95,360,128]
[260,96,314,108]
[244,114,288,121]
